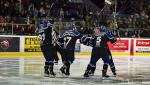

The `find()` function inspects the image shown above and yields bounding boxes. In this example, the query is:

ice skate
[89,71,95,76]
[102,70,110,79]
[49,71,56,78]
[44,65,50,77]
[112,72,117,77]
[83,70,91,78]
[60,65,66,75]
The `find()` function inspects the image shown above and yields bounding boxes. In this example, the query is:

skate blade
[44,74,49,77]
[83,76,91,79]
[54,62,59,65]
[54,63,58,65]
[89,74,94,76]
[60,72,69,78]
[83,75,91,79]
[49,75,56,78]
[112,75,117,77]
[62,74,69,78]
[102,77,110,80]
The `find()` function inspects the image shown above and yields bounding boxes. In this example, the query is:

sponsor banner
[24,37,41,52]
[24,37,80,52]
[108,39,129,51]
[135,39,150,53]
[80,39,129,53]
[0,37,20,52]
[136,40,150,47]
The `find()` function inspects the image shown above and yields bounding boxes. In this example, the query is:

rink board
[0,35,150,58]
[0,52,149,58]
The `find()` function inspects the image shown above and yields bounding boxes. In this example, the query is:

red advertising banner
[136,40,150,47]
[135,39,150,53]
[108,40,129,51]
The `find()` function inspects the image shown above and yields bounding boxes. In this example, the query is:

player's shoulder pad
[64,30,81,37]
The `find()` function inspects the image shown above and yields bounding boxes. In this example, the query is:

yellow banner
[24,37,41,52]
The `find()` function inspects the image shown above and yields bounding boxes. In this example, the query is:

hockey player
[52,29,59,64]
[38,18,57,77]
[108,49,117,76]
[81,25,117,78]
[84,37,117,77]
[87,48,117,77]
[59,24,82,77]
[52,29,64,64]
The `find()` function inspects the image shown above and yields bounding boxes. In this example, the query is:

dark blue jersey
[38,27,53,45]
[80,32,117,48]
[93,34,116,48]
[80,35,95,47]
[38,27,57,46]
[61,30,82,50]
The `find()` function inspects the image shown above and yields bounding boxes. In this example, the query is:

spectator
[132,31,139,38]
[60,8,64,19]
[123,31,129,38]
[20,27,26,35]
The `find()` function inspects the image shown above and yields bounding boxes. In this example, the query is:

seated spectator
[123,31,129,38]
[131,30,139,38]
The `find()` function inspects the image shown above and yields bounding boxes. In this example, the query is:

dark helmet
[37,18,54,32]
[68,23,78,31]
[72,23,77,31]
[99,25,108,32]
[48,18,54,25]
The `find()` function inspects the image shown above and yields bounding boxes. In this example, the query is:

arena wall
[0,35,150,57]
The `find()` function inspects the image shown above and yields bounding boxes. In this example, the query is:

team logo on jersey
[1,40,9,49]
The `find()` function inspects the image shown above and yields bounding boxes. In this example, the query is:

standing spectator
[20,27,26,35]
[60,8,64,19]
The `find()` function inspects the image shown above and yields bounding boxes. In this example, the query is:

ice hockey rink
[0,56,150,85]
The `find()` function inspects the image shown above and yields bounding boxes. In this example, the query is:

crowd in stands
[0,0,150,37]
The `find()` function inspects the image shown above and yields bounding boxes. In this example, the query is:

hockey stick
[34,1,55,36]
[113,0,121,41]
[35,0,58,38]
[46,0,58,18]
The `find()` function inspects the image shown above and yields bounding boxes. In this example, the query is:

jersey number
[96,37,101,46]
[39,33,45,41]
[64,37,71,49]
